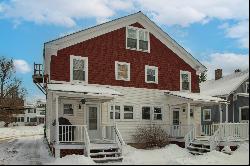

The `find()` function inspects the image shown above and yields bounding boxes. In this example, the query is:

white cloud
[225,20,249,49]
[133,0,249,27]
[14,59,31,74]
[202,53,249,79]
[0,0,134,27]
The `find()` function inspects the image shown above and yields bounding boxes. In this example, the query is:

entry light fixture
[80,98,86,105]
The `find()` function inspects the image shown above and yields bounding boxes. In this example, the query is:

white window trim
[126,26,150,53]
[70,55,88,83]
[246,82,249,93]
[239,106,249,122]
[203,109,211,121]
[180,70,192,92]
[145,65,158,84]
[115,61,131,81]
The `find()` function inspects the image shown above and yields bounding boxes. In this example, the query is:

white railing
[184,126,196,148]
[83,126,90,157]
[219,123,249,141]
[209,126,221,151]
[167,125,194,138]
[58,125,86,143]
[201,124,220,136]
[114,124,126,156]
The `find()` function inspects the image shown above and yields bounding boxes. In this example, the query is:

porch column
[55,95,60,158]
[225,103,229,123]
[187,103,191,126]
[219,103,222,123]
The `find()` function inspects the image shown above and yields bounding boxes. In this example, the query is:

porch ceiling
[164,91,227,105]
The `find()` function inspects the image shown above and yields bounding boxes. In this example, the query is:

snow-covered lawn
[0,125,43,141]
[0,126,249,165]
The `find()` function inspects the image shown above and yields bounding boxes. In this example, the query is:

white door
[172,108,181,137]
[87,105,100,140]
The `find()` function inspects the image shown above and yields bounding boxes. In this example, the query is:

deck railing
[58,125,86,143]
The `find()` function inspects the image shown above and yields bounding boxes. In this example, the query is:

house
[32,12,247,161]
[13,100,46,126]
[200,69,249,125]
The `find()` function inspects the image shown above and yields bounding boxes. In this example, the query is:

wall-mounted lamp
[79,98,86,109]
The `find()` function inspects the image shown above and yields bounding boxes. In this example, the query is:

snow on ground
[0,126,249,165]
[0,125,43,141]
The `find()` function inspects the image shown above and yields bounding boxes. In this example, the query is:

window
[21,117,24,122]
[190,109,194,118]
[27,117,29,122]
[240,106,249,122]
[142,106,151,120]
[70,55,88,82]
[115,62,130,81]
[124,106,134,119]
[63,104,74,115]
[145,65,158,84]
[30,118,37,122]
[203,109,211,121]
[110,105,121,119]
[126,27,150,52]
[180,71,191,91]
[34,109,36,114]
[154,107,162,120]
[246,82,249,93]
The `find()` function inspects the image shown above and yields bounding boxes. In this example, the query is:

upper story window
[180,71,191,91]
[126,26,150,52]
[246,82,249,93]
[145,65,158,84]
[70,55,88,83]
[115,61,130,81]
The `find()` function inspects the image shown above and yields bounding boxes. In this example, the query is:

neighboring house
[32,12,230,160]
[13,100,46,126]
[200,69,249,125]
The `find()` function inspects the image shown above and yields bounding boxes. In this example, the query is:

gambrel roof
[200,69,249,97]
[44,12,206,75]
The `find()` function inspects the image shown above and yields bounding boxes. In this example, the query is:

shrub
[133,125,169,149]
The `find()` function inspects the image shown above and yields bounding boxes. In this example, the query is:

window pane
[154,114,162,120]
[110,105,120,119]
[204,110,211,120]
[127,38,137,49]
[154,107,162,114]
[89,107,97,130]
[147,68,156,82]
[142,107,150,120]
[182,82,190,91]
[128,28,137,39]
[73,59,84,70]
[73,70,85,81]
[182,74,189,82]
[118,64,128,80]
[139,40,148,51]
[241,108,249,120]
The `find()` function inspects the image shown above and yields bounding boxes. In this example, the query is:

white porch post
[55,95,60,158]
[187,103,191,126]
[219,103,222,123]
[112,100,116,141]
[225,103,229,123]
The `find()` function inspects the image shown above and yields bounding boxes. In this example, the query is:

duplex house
[200,69,249,125]
[33,12,232,160]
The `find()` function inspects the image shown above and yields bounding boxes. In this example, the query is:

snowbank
[47,155,95,165]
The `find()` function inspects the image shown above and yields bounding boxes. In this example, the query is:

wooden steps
[187,139,211,155]
[89,143,123,163]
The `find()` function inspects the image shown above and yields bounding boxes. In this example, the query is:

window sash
[63,104,74,115]
[124,106,133,119]
[126,27,149,52]
[110,105,121,119]
[181,72,191,91]
[73,59,86,81]
[153,107,162,120]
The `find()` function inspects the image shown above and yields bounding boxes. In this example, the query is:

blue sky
[0,0,249,103]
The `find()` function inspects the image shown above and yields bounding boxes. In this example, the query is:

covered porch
[46,84,125,159]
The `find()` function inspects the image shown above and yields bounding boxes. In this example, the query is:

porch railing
[184,126,196,148]
[58,125,86,143]
[201,124,220,136]
[166,125,194,138]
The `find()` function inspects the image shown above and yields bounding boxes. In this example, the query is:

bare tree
[0,56,27,127]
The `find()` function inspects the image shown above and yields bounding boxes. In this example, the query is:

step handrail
[114,124,125,156]
[83,125,91,157]
[184,125,196,148]
[209,125,221,151]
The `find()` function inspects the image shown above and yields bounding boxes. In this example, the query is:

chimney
[215,69,223,80]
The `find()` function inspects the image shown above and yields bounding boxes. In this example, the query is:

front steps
[89,143,123,163]
[187,136,211,155]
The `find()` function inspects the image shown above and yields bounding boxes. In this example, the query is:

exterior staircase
[187,136,211,155]
[89,143,123,163]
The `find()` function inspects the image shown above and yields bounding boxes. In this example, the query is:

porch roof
[164,91,227,104]
[47,84,123,97]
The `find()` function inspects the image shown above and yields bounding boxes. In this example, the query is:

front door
[172,108,180,137]
[87,105,100,140]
